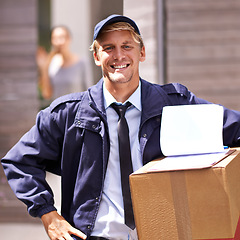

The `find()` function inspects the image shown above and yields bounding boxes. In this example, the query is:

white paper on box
[160,104,224,156]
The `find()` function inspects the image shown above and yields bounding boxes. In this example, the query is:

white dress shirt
[91,81,142,240]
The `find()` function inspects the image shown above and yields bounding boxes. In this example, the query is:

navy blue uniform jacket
[2,78,240,238]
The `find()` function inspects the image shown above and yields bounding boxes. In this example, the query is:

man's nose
[113,47,125,60]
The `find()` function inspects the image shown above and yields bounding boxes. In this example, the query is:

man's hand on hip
[41,211,87,240]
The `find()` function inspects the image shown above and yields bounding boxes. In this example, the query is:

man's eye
[104,46,113,51]
[123,45,132,50]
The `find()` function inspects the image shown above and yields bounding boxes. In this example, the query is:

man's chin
[108,73,132,84]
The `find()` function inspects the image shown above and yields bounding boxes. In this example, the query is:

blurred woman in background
[36,26,89,102]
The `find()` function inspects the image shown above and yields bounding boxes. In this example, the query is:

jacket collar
[88,78,106,115]
[75,78,172,129]
[74,78,106,132]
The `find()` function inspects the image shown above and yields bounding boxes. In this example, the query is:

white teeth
[113,65,127,69]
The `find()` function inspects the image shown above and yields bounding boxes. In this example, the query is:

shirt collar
[103,81,142,111]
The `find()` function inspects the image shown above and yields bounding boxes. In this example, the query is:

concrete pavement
[0,223,48,240]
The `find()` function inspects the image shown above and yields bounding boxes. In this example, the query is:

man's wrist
[36,205,57,218]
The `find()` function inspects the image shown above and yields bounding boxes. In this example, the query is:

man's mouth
[111,64,129,69]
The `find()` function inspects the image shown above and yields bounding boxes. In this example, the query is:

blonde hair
[89,22,144,54]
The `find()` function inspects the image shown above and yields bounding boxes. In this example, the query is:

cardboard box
[130,148,240,240]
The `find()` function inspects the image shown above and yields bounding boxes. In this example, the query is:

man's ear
[93,52,101,66]
[139,46,146,62]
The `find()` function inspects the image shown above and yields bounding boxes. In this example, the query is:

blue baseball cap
[93,14,141,41]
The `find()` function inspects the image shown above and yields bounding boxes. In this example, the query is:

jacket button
[92,124,96,129]
[143,133,147,138]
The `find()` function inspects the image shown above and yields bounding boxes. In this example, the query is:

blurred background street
[0,223,48,240]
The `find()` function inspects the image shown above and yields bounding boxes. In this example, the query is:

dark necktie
[111,102,135,230]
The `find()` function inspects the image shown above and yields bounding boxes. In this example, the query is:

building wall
[51,0,91,59]
[0,0,39,222]
[166,0,240,110]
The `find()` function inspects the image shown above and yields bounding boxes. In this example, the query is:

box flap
[132,149,236,174]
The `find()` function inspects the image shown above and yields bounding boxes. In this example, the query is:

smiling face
[94,30,145,90]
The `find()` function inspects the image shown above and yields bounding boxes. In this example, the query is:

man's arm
[41,211,87,240]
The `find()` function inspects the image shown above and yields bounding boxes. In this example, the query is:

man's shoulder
[142,79,189,98]
[49,91,86,112]
[161,83,189,97]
